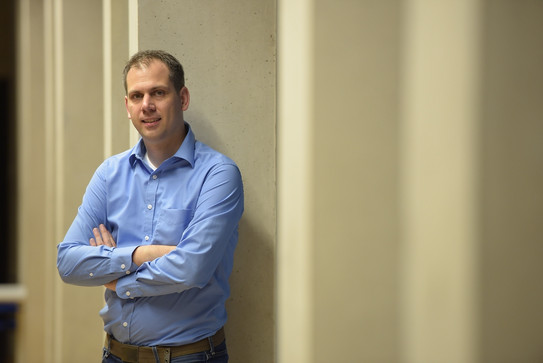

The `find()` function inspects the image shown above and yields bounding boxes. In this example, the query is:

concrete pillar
[399,1,481,362]
[479,1,543,361]
[18,0,107,362]
[278,1,401,362]
[136,2,277,361]
[277,1,543,362]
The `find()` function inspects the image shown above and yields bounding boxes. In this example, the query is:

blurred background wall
[12,0,543,362]
[278,1,543,362]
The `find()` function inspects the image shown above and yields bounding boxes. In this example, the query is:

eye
[154,90,166,97]
[130,93,143,101]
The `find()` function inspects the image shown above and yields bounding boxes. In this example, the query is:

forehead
[126,60,172,91]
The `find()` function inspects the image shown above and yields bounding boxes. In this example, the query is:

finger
[99,224,116,247]
[89,237,97,246]
[92,227,104,245]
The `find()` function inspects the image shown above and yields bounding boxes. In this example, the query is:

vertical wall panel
[16,0,48,361]
[399,1,481,362]
[59,0,105,361]
[278,0,402,362]
[127,0,139,146]
[137,1,276,362]
[480,1,543,361]
[312,1,401,362]
[277,0,314,361]
[106,0,130,156]
[17,1,106,362]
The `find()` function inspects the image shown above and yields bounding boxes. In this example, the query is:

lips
[142,118,161,124]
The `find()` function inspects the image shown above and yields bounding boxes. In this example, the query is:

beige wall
[17,0,48,360]
[313,1,401,361]
[17,0,275,362]
[277,1,401,362]
[18,0,105,362]
[277,0,543,362]
[136,1,277,362]
[15,0,543,363]
[480,1,543,361]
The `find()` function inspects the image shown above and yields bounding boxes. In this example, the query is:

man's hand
[88,224,176,287]
[89,224,118,290]
[104,279,117,291]
[89,224,116,247]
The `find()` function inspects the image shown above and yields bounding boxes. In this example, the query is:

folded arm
[113,163,244,299]
[89,225,176,291]
[57,162,137,286]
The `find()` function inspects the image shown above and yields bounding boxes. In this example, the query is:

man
[57,50,243,363]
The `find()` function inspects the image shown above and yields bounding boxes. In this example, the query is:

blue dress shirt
[57,123,244,346]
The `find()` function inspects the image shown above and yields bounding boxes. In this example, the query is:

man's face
[125,60,189,150]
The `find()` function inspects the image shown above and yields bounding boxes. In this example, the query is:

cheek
[127,105,139,119]
[129,116,139,129]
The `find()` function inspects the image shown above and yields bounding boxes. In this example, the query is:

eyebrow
[128,85,169,96]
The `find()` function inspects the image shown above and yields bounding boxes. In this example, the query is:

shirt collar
[129,122,196,168]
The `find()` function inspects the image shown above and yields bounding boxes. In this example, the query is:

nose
[142,94,156,112]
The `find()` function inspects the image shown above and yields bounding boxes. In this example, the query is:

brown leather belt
[105,327,225,363]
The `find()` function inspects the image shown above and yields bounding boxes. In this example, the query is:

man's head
[124,50,190,160]
[123,50,185,94]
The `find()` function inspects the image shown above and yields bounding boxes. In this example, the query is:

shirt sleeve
[56,161,138,286]
[114,162,244,299]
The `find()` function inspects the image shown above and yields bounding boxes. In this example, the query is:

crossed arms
[89,224,176,291]
[57,160,244,299]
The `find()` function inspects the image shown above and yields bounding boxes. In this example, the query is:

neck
[144,133,186,167]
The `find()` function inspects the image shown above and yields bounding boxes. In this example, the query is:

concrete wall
[136,1,276,362]
[17,0,275,362]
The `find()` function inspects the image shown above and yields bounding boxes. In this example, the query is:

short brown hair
[123,50,185,93]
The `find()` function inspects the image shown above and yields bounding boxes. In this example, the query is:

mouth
[142,117,161,124]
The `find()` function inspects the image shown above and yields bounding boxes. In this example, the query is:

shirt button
[121,264,126,270]
[147,204,153,210]
[152,174,158,180]
[126,270,131,275]
[89,273,94,277]
[126,291,131,297]
[123,322,128,327]
[145,236,150,241]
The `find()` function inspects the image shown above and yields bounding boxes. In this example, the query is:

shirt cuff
[109,246,138,275]
[115,267,141,299]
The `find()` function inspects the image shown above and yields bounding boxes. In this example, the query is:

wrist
[132,245,176,266]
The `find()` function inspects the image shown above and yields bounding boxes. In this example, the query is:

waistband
[105,327,225,363]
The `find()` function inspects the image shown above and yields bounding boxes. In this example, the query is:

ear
[125,96,131,118]
[180,87,190,111]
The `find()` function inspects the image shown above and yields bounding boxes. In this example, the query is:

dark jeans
[102,340,229,363]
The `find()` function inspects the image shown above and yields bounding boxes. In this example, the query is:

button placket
[143,171,159,245]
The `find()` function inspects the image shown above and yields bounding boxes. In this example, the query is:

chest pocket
[154,208,194,244]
